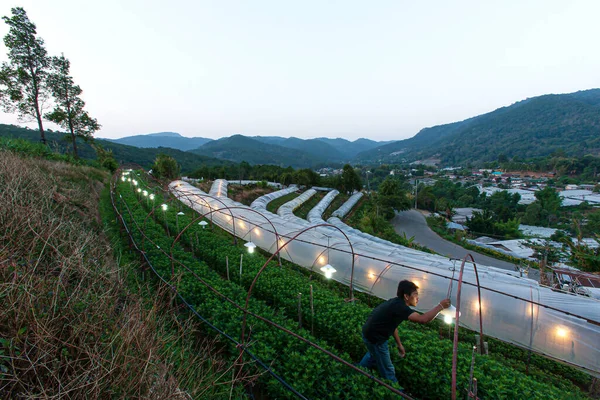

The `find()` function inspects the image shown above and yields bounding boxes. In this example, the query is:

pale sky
[1,0,600,141]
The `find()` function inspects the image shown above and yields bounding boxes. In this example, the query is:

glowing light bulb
[320,264,336,279]
[244,242,256,254]
[556,327,568,338]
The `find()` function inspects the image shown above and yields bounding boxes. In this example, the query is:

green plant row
[293,191,326,219]
[126,181,589,399]
[115,184,400,399]
[266,191,299,213]
[322,192,350,221]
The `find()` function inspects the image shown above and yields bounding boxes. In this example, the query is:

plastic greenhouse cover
[228,180,283,188]
[250,185,298,211]
[169,180,600,377]
[332,192,363,219]
[307,190,339,224]
[277,189,317,226]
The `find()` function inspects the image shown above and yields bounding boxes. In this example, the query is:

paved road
[391,210,540,280]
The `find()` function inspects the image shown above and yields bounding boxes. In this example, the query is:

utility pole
[414,179,418,209]
[366,170,371,194]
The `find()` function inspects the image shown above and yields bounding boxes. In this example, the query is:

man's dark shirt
[362,297,414,344]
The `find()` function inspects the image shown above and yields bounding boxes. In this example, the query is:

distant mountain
[280,137,344,160]
[190,135,323,168]
[355,89,600,165]
[106,132,213,151]
[316,137,393,158]
[252,136,288,146]
[251,135,390,160]
[0,124,229,173]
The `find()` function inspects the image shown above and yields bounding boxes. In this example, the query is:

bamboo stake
[310,285,314,336]
[297,292,302,329]
[469,346,476,395]
[240,254,243,281]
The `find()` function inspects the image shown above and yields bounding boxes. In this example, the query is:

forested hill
[189,135,325,167]
[106,131,213,151]
[0,124,230,173]
[355,89,600,165]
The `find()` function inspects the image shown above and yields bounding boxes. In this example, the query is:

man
[358,280,451,383]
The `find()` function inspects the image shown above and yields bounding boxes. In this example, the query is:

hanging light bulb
[244,241,257,254]
[440,305,461,325]
[161,204,168,211]
[320,264,336,279]
[149,194,155,201]
[198,221,208,229]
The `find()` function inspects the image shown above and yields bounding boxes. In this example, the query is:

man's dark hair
[397,280,418,298]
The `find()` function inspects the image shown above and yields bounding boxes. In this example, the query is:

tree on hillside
[93,143,118,172]
[583,210,600,236]
[486,191,521,222]
[237,161,251,182]
[375,177,411,219]
[152,154,180,180]
[44,55,100,158]
[293,168,320,187]
[339,164,362,195]
[0,7,50,144]
[280,172,293,187]
[534,187,562,226]
[416,185,435,211]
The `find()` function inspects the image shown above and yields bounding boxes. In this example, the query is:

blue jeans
[358,335,397,383]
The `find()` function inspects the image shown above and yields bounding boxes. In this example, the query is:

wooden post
[590,378,600,396]
[239,254,243,282]
[226,256,230,280]
[297,292,302,329]
[469,346,476,395]
[310,285,314,336]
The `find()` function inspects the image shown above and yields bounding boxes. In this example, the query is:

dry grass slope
[0,151,244,399]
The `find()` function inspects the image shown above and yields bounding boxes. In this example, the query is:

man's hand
[397,343,405,358]
[439,299,451,309]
